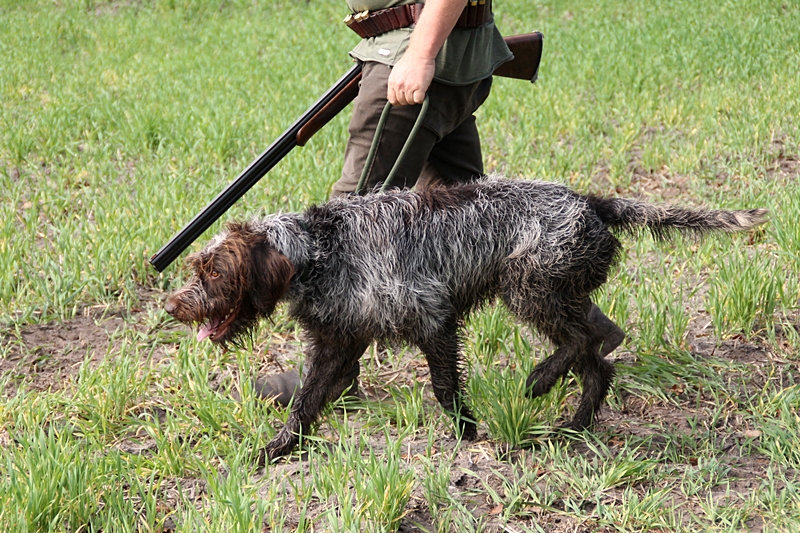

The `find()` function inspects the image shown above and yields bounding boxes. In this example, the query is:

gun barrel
[150,32,544,272]
[149,63,363,272]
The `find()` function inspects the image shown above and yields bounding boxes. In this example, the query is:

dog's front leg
[263,335,368,461]
[418,325,478,440]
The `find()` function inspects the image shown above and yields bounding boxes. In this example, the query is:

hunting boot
[249,362,361,407]
[588,303,625,357]
[251,370,302,407]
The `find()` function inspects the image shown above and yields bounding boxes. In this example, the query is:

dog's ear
[249,239,295,317]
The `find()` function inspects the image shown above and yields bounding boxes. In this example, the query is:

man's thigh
[421,114,484,187]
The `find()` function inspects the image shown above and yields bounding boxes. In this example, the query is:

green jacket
[346,0,513,86]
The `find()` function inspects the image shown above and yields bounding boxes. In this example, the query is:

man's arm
[387,0,466,106]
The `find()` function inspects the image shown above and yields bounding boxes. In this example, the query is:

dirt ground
[0,291,169,397]
[1,286,796,532]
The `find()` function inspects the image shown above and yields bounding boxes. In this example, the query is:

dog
[164,177,766,460]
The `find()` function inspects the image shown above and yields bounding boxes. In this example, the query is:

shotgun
[149,32,543,272]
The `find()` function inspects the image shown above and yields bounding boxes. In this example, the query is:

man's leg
[334,62,493,196]
[417,114,485,188]
[588,303,626,358]
[250,358,361,407]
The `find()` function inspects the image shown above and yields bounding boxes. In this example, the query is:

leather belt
[344,1,491,39]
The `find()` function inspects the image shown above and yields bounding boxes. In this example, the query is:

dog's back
[292,179,618,341]
[285,177,767,342]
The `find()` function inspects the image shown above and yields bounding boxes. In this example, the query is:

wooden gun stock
[296,71,362,146]
[493,31,543,82]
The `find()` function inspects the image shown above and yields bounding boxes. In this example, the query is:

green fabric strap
[356,95,430,195]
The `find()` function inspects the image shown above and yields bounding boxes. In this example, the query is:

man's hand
[387,55,436,106]
[386,0,466,106]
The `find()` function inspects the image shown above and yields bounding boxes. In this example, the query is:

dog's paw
[264,430,299,462]
[557,416,592,434]
[458,421,478,441]
[524,372,553,399]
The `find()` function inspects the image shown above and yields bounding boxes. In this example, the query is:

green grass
[2,0,800,531]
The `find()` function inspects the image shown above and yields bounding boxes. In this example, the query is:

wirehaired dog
[165,177,766,460]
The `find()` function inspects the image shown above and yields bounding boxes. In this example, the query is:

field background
[2,0,800,531]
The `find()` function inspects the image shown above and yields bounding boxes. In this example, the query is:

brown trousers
[331,61,494,197]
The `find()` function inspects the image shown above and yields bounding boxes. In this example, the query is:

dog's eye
[210,271,220,279]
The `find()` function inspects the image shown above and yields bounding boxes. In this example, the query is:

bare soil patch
[0,290,174,396]
[1,312,126,395]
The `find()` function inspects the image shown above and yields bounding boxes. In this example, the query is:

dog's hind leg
[567,347,616,431]
[523,299,618,431]
[264,334,369,461]
[417,323,478,441]
[559,303,622,430]
[517,295,592,400]
[525,344,580,399]
[523,301,622,393]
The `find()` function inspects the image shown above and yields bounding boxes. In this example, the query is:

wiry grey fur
[165,177,767,460]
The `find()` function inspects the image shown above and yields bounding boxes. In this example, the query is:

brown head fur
[164,222,295,345]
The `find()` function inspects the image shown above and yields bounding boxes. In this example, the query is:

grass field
[2,0,800,531]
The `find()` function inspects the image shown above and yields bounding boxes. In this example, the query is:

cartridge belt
[344,1,491,39]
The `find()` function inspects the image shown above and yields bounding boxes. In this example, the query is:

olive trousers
[331,61,493,197]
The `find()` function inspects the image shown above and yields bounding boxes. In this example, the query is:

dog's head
[164,222,295,346]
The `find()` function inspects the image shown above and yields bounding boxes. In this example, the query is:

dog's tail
[587,196,768,238]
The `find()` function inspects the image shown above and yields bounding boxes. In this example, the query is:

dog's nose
[164,301,176,315]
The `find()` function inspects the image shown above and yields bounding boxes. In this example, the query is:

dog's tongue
[197,319,221,341]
